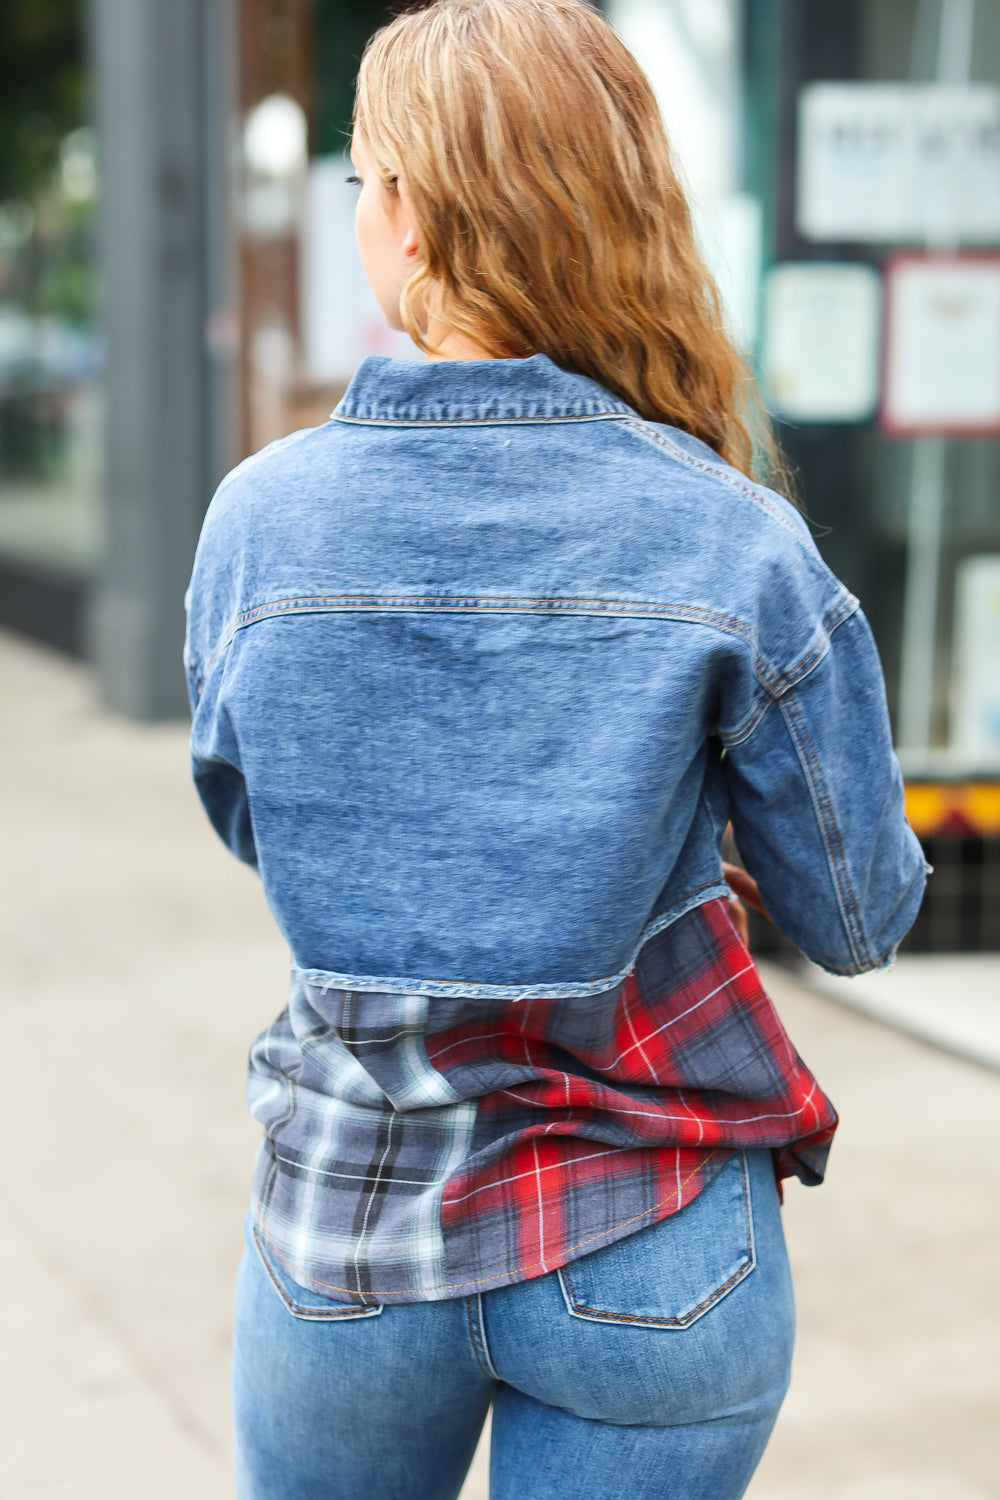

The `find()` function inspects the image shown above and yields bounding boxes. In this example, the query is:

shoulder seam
[720,593,859,744]
[621,418,808,544]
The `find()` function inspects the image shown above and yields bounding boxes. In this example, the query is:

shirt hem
[252,1147,734,1306]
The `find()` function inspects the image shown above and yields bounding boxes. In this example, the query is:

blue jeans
[233,1150,794,1499]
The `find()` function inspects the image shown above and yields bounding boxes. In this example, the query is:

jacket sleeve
[721,603,927,976]
[183,474,259,871]
[187,676,259,870]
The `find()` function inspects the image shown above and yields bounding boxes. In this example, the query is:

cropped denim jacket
[184,354,926,996]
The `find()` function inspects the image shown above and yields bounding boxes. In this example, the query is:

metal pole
[898,435,947,750]
[937,0,976,82]
[896,0,975,756]
[88,0,234,719]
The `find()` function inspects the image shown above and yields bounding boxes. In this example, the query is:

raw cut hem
[292,882,732,1001]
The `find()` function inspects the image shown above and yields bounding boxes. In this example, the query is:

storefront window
[0,2,103,575]
[748,0,1000,949]
[746,1,1000,772]
[613,0,1000,948]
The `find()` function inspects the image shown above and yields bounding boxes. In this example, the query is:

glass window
[0,1,103,575]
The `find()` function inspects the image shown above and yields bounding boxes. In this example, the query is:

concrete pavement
[800,954,1000,1074]
[1,627,997,1499]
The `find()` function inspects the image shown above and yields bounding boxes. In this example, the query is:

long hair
[355,0,774,481]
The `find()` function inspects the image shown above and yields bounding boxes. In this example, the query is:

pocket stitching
[252,1226,384,1321]
[558,1153,756,1329]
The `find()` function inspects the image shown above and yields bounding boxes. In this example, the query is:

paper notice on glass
[882,255,1000,434]
[761,262,881,423]
[798,83,1000,244]
[951,555,1000,764]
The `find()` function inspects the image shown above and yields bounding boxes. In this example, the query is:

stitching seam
[622,419,805,541]
[466,1295,499,1381]
[234,594,752,629]
[201,590,858,712]
[253,1151,723,1299]
[559,1152,752,1326]
[292,880,729,1001]
[334,411,632,427]
[722,597,858,744]
[251,1224,383,1320]
[203,595,757,684]
[778,691,871,970]
[254,1152,722,1296]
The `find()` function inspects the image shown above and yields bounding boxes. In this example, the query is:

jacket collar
[334,352,634,425]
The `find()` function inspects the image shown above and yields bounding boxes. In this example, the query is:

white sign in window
[882,254,1000,434]
[798,83,1000,243]
[761,262,881,423]
[951,556,1000,764]
[300,156,420,382]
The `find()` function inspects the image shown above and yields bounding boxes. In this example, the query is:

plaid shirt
[248,897,836,1306]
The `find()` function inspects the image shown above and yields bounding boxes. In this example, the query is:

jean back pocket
[252,1223,384,1321]
[557,1152,755,1329]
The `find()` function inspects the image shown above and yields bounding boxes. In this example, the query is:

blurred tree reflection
[0,1,97,511]
[0,1,85,203]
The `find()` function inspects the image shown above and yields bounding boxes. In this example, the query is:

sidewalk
[2,628,997,1500]
[800,954,1000,1074]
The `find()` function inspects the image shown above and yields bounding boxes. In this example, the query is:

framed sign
[882,254,1000,435]
[762,262,881,423]
[798,83,1000,244]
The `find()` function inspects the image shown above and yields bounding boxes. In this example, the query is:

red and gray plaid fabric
[248,897,836,1305]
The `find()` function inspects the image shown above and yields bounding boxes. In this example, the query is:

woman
[185,3,926,1496]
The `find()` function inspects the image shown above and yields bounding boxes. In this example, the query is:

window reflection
[0,4,103,574]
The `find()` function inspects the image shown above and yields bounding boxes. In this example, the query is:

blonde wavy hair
[355,0,772,481]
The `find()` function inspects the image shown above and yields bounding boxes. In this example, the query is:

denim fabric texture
[185,353,922,1309]
[185,353,926,995]
[233,1148,794,1500]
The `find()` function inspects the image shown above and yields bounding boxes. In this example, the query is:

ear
[396,181,421,260]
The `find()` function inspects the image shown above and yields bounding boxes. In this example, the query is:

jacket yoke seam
[198,591,854,697]
[196,589,858,728]
[201,594,760,687]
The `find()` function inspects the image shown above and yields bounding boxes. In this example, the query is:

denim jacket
[185,353,926,996]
